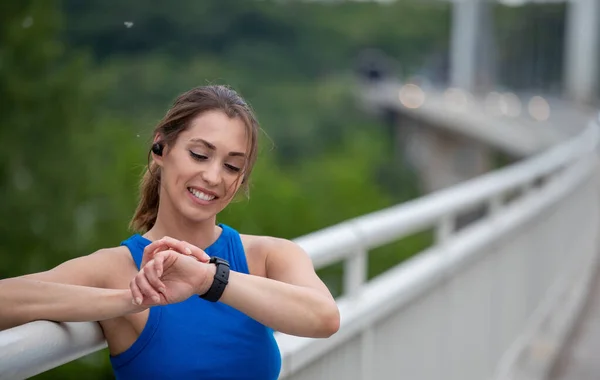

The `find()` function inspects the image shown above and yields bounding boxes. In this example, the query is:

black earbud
[151,142,164,156]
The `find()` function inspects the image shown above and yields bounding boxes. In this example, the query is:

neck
[145,198,220,250]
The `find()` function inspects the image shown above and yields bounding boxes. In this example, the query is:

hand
[130,250,216,307]
[141,236,210,269]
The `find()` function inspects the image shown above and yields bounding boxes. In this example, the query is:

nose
[201,161,221,187]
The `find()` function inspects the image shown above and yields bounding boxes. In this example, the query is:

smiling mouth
[187,187,217,201]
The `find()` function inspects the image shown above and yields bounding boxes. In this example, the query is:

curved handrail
[277,122,599,377]
[275,112,600,377]
[296,116,598,268]
[0,320,106,379]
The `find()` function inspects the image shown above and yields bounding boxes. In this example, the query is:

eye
[189,151,207,161]
[191,150,241,172]
[225,164,241,173]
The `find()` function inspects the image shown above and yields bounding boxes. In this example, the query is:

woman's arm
[0,248,143,331]
[219,238,340,338]
[135,238,340,338]
[0,279,140,330]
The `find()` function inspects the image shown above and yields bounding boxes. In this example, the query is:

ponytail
[129,161,161,233]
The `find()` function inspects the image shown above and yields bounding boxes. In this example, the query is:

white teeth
[188,188,215,201]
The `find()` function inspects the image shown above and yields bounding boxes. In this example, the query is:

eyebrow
[190,138,246,157]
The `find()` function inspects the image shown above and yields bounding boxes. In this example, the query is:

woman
[0,85,340,379]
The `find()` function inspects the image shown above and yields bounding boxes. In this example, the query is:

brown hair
[130,85,260,233]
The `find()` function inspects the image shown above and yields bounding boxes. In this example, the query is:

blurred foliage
[1,0,568,378]
[0,1,96,276]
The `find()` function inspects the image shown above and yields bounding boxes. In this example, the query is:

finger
[142,238,174,266]
[158,237,197,258]
[145,260,166,295]
[154,250,178,276]
[135,269,162,304]
[144,236,210,264]
[130,277,143,306]
[154,254,164,278]
[155,236,181,251]
[176,240,210,263]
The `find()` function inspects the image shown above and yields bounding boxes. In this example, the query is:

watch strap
[199,256,230,302]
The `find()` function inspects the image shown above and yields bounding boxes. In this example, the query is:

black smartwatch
[199,256,230,302]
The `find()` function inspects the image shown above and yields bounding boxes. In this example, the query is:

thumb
[156,250,178,271]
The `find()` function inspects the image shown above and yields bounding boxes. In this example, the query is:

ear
[151,134,165,166]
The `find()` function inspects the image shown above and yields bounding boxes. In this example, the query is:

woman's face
[155,110,249,223]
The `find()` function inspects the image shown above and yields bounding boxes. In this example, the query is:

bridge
[1,1,600,379]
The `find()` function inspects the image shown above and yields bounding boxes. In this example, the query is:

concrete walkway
[549,261,600,380]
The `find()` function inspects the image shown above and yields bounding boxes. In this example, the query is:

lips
[187,187,217,201]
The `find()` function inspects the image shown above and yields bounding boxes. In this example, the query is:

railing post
[564,0,599,104]
[488,194,503,217]
[521,181,533,198]
[436,215,455,243]
[344,248,367,297]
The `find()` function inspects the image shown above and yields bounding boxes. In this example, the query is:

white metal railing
[1,112,598,379]
[275,114,600,379]
[0,320,106,379]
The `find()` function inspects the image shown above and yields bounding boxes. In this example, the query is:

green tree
[0,2,117,378]
[0,1,95,277]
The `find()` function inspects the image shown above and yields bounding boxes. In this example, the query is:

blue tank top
[109,224,282,379]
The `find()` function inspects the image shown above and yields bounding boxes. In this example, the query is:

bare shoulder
[240,234,305,257]
[240,234,313,278]
[20,245,135,289]
[89,246,139,288]
[239,234,271,277]
[89,245,131,261]
[89,245,137,276]
[240,233,332,298]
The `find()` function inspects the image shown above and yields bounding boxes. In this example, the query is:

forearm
[0,278,142,331]
[217,271,339,338]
